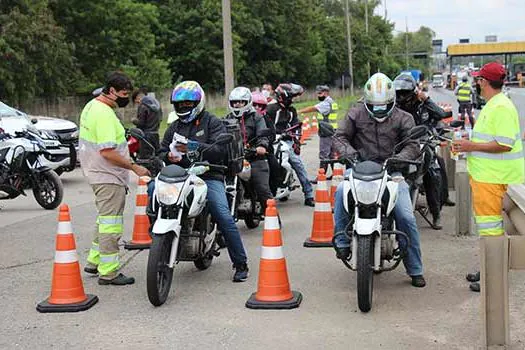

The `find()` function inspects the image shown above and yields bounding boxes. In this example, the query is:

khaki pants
[86,184,126,279]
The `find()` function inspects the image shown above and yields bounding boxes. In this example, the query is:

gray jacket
[333,103,419,163]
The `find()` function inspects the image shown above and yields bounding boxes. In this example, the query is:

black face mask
[318,96,326,102]
[476,84,481,95]
[115,96,130,108]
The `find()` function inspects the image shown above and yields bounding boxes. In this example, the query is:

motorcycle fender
[354,218,380,236]
[187,183,207,218]
[152,218,181,236]
[385,182,398,215]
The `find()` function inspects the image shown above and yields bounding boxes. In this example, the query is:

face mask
[262,90,270,99]
[115,96,130,108]
[318,96,326,102]
[476,84,481,95]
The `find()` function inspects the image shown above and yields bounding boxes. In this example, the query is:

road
[1,90,525,349]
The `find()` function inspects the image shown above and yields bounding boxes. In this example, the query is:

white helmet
[363,73,396,123]
[228,87,253,118]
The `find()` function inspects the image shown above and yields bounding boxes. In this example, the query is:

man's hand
[131,164,151,177]
[256,146,267,156]
[452,139,475,153]
[168,152,182,163]
[417,90,428,102]
[176,143,188,153]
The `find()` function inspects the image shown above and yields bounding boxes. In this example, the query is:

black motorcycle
[0,129,63,209]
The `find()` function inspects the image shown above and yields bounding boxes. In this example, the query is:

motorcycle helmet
[228,87,253,118]
[462,75,468,82]
[393,73,419,113]
[275,83,304,108]
[171,81,205,124]
[364,73,396,123]
[251,91,268,115]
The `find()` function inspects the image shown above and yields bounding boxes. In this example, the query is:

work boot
[466,271,480,282]
[431,215,443,230]
[304,198,315,207]
[411,275,426,288]
[84,264,98,275]
[232,263,249,282]
[469,282,480,292]
[98,273,135,285]
[443,199,456,207]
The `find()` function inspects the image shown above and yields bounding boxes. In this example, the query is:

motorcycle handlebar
[193,161,228,171]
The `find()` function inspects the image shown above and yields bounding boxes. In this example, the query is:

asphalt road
[1,90,525,349]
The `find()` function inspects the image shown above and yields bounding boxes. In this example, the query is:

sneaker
[469,282,480,292]
[443,199,456,207]
[304,198,315,207]
[232,263,249,282]
[411,275,426,288]
[98,273,135,285]
[466,271,480,282]
[84,265,98,275]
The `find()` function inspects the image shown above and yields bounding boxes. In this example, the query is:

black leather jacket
[132,96,162,134]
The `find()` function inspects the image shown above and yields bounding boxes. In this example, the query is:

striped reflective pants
[470,178,507,236]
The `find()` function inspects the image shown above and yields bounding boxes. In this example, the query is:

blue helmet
[171,81,206,123]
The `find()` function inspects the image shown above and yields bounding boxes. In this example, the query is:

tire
[194,213,216,270]
[147,232,175,306]
[244,200,261,229]
[32,170,63,210]
[356,234,374,313]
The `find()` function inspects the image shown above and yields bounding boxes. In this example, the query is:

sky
[374,0,525,48]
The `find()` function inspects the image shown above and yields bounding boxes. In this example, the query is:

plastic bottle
[451,130,462,161]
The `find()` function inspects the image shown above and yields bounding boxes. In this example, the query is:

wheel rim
[37,175,57,204]
[156,236,172,296]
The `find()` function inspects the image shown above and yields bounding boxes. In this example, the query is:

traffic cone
[304,169,334,247]
[330,163,345,210]
[304,116,312,140]
[311,115,319,132]
[246,199,302,310]
[125,177,152,250]
[37,205,98,313]
[300,123,308,145]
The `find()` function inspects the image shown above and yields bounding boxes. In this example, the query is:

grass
[126,95,358,138]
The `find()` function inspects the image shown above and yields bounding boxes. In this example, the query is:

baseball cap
[315,85,330,93]
[478,62,506,82]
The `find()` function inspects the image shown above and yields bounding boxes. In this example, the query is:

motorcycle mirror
[31,118,38,125]
[129,128,146,139]
[449,120,465,128]
[408,125,428,140]
[216,133,234,145]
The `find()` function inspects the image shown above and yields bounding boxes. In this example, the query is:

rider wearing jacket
[132,88,162,158]
[266,83,315,206]
[225,87,273,212]
[332,73,426,288]
[394,73,455,230]
[155,81,249,282]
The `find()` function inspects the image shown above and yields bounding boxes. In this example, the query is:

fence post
[455,159,472,235]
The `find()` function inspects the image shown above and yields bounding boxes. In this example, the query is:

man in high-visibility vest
[79,71,150,285]
[454,75,475,126]
[453,62,524,293]
[298,85,338,175]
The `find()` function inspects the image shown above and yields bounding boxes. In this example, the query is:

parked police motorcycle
[146,132,233,306]
[0,128,63,209]
[331,126,427,312]
[272,124,302,201]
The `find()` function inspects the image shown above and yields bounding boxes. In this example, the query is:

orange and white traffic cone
[300,122,308,145]
[304,169,334,247]
[246,199,302,309]
[304,116,312,140]
[124,177,152,250]
[312,115,319,132]
[330,163,345,211]
[37,204,98,313]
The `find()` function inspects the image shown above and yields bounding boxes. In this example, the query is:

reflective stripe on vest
[318,101,339,129]
[457,83,471,102]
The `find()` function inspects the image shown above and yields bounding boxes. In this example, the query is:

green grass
[126,95,358,138]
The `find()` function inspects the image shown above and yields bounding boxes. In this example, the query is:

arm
[423,98,452,121]
[454,85,460,95]
[158,123,176,163]
[197,117,227,164]
[298,105,318,114]
[333,110,358,159]
[100,148,150,176]
[132,104,149,128]
[254,115,270,150]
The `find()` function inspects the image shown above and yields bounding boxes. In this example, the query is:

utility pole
[365,0,370,78]
[222,0,234,97]
[405,17,409,70]
[384,0,387,19]
[345,0,354,96]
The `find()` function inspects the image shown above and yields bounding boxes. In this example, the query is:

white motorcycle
[145,132,233,306]
[333,126,426,312]
[273,124,301,201]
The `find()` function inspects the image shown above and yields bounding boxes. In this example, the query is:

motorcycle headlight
[354,179,382,205]
[157,180,183,205]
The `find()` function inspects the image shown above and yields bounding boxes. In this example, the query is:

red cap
[479,62,506,82]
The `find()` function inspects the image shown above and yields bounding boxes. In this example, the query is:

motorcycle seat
[158,164,189,183]
[353,161,384,181]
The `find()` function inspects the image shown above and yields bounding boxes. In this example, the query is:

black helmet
[275,83,304,107]
[393,73,418,109]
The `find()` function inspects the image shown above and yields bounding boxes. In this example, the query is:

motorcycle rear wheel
[147,232,175,306]
[32,170,63,210]
[356,234,374,313]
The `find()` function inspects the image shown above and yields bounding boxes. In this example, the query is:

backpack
[222,118,245,177]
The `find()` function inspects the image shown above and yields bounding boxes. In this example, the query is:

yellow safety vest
[457,82,472,102]
[467,93,524,184]
[317,101,339,129]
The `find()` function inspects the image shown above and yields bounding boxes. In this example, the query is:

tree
[0,0,75,105]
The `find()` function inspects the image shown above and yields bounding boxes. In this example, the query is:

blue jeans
[286,141,314,199]
[333,177,423,277]
[147,179,247,267]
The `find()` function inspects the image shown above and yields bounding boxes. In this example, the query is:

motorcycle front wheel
[356,234,374,313]
[32,170,63,210]
[147,232,175,306]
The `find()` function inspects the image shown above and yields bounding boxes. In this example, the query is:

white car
[0,101,78,175]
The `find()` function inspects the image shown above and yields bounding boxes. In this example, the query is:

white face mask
[262,90,270,98]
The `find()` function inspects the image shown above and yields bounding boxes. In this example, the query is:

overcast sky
[374,0,525,48]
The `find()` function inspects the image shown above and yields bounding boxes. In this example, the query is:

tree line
[0,0,434,107]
